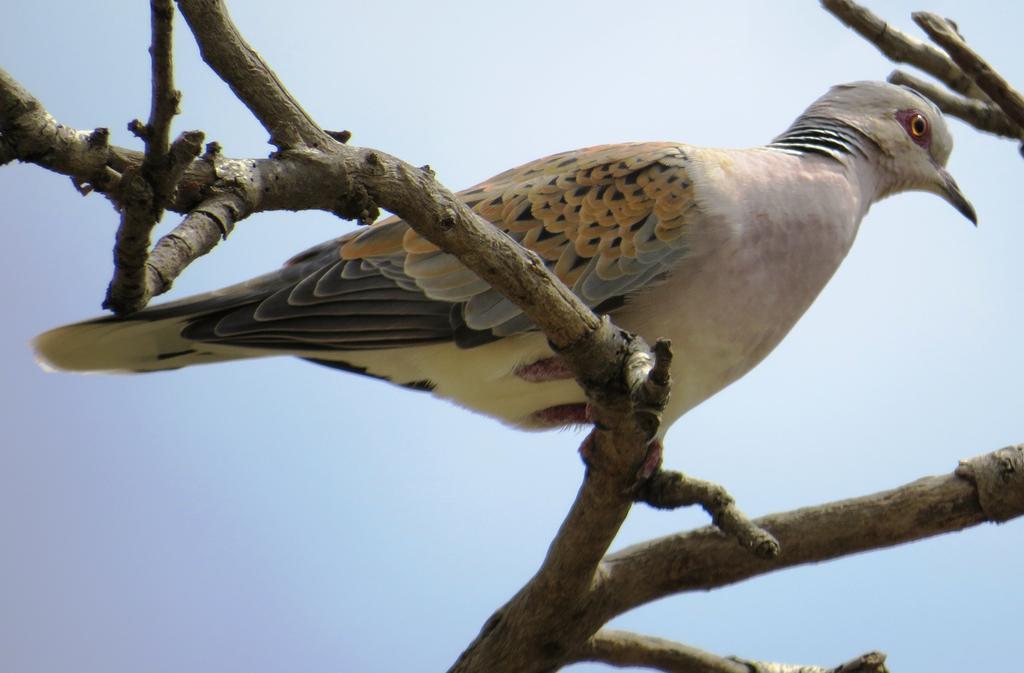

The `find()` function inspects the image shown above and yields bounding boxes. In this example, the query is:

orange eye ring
[909,113,928,138]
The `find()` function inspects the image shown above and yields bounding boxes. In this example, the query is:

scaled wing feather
[179,142,701,350]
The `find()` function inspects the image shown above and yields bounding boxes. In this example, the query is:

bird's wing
[178,141,701,350]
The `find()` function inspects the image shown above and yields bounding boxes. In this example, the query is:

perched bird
[35,82,976,439]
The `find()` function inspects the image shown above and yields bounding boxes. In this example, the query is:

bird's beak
[936,165,977,225]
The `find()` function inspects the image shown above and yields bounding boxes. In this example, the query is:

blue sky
[1,2,1021,672]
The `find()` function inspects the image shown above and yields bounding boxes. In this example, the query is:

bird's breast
[618,194,860,425]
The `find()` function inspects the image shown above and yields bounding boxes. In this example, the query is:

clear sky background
[1,2,1021,672]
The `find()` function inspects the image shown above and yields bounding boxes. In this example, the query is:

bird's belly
[320,331,587,430]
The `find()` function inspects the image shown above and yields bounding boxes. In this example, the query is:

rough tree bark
[1,2,1021,672]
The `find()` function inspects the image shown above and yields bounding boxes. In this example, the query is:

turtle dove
[34,82,976,439]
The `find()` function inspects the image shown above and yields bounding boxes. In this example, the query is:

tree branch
[573,630,750,673]
[572,630,887,673]
[449,336,679,673]
[144,0,179,176]
[592,445,1024,623]
[144,182,248,297]
[738,652,889,673]
[819,0,987,100]
[0,67,138,193]
[455,444,1022,672]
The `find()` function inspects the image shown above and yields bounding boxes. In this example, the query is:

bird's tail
[33,315,254,373]
[32,253,323,374]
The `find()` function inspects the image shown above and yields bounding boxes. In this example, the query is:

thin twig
[574,630,888,673]
[574,630,750,673]
[635,470,781,559]
[144,0,178,187]
[737,651,889,673]
[913,12,1024,131]
[145,186,247,297]
[104,0,183,314]
[820,0,987,100]
[888,70,1022,140]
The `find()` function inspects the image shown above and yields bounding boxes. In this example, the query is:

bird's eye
[909,113,928,138]
[898,109,930,147]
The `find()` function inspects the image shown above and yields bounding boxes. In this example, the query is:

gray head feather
[780,81,974,223]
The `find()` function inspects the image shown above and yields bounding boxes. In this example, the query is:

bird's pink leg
[519,356,591,428]
[530,403,590,427]
[514,356,575,382]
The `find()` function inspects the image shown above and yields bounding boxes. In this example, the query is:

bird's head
[799,81,977,224]
[790,80,974,223]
